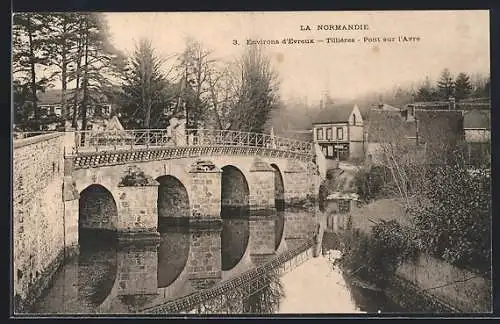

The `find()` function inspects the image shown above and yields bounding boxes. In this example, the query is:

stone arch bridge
[13,128,321,310]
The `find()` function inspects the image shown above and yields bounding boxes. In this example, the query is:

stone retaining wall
[13,133,73,312]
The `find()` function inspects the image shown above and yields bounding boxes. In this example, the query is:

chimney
[378,102,384,110]
[448,97,456,110]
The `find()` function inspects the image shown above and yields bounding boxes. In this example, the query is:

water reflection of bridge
[31,209,315,314]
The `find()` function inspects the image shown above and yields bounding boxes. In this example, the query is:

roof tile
[313,104,355,124]
[463,110,490,129]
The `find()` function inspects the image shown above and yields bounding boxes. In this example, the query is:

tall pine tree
[12,13,54,128]
[119,38,172,129]
[415,76,438,102]
[437,68,455,100]
[454,72,473,101]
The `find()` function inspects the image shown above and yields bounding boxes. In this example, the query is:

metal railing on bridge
[13,128,314,157]
[185,129,312,155]
[73,129,171,152]
[67,128,313,155]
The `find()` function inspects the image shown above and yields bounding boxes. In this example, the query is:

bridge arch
[221,218,250,271]
[220,165,250,218]
[157,229,190,288]
[270,163,285,211]
[156,175,190,228]
[78,184,118,240]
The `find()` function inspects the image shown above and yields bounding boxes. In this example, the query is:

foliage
[454,72,473,101]
[354,165,391,201]
[12,14,281,133]
[174,39,214,129]
[12,13,125,130]
[119,166,156,186]
[474,75,490,98]
[408,162,491,276]
[242,269,284,314]
[119,38,174,129]
[437,68,455,100]
[229,45,280,133]
[43,13,82,121]
[12,12,55,127]
[415,76,440,102]
[334,219,419,288]
[74,13,125,130]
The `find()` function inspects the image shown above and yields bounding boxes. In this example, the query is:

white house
[312,103,364,162]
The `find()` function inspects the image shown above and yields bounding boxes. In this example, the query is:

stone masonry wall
[248,217,276,255]
[187,230,222,280]
[115,186,159,233]
[283,209,317,240]
[116,244,159,296]
[248,171,275,212]
[283,159,311,206]
[190,171,222,219]
[13,133,66,311]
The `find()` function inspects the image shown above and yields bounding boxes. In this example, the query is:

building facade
[37,89,114,120]
[312,104,364,162]
[463,109,490,166]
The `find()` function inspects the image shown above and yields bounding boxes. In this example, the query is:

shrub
[334,219,419,288]
[410,163,491,276]
[355,165,391,201]
[119,165,155,186]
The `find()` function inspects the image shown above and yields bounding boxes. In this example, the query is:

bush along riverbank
[332,218,457,313]
[332,211,491,313]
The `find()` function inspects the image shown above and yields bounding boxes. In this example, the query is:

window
[322,146,327,156]
[327,145,334,157]
[352,114,356,125]
[326,128,332,140]
[316,128,324,140]
[336,127,344,140]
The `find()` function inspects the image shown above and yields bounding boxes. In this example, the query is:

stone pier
[283,159,310,207]
[248,216,277,266]
[187,228,222,290]
[116,242,159,296]
[116,178,160,240]
[188,161,222,224]
[249,157,276,215]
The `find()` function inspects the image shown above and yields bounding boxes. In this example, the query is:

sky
[100,11,489,103]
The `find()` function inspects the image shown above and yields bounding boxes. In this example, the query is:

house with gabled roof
[312,103,364,162]
[365,105,419,164]
[366,102,465,165]
[36,88,117,120]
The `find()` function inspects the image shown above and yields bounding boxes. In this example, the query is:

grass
[349,198,411,233]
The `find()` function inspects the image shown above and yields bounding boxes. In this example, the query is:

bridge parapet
[67,128,312,155]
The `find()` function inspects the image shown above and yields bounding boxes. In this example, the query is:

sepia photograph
[11,10,491,316]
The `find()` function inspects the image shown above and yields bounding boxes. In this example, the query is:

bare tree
[175,39,215,129]
[222,45,280,132]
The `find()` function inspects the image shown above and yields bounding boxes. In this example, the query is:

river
[28,209,409,315]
